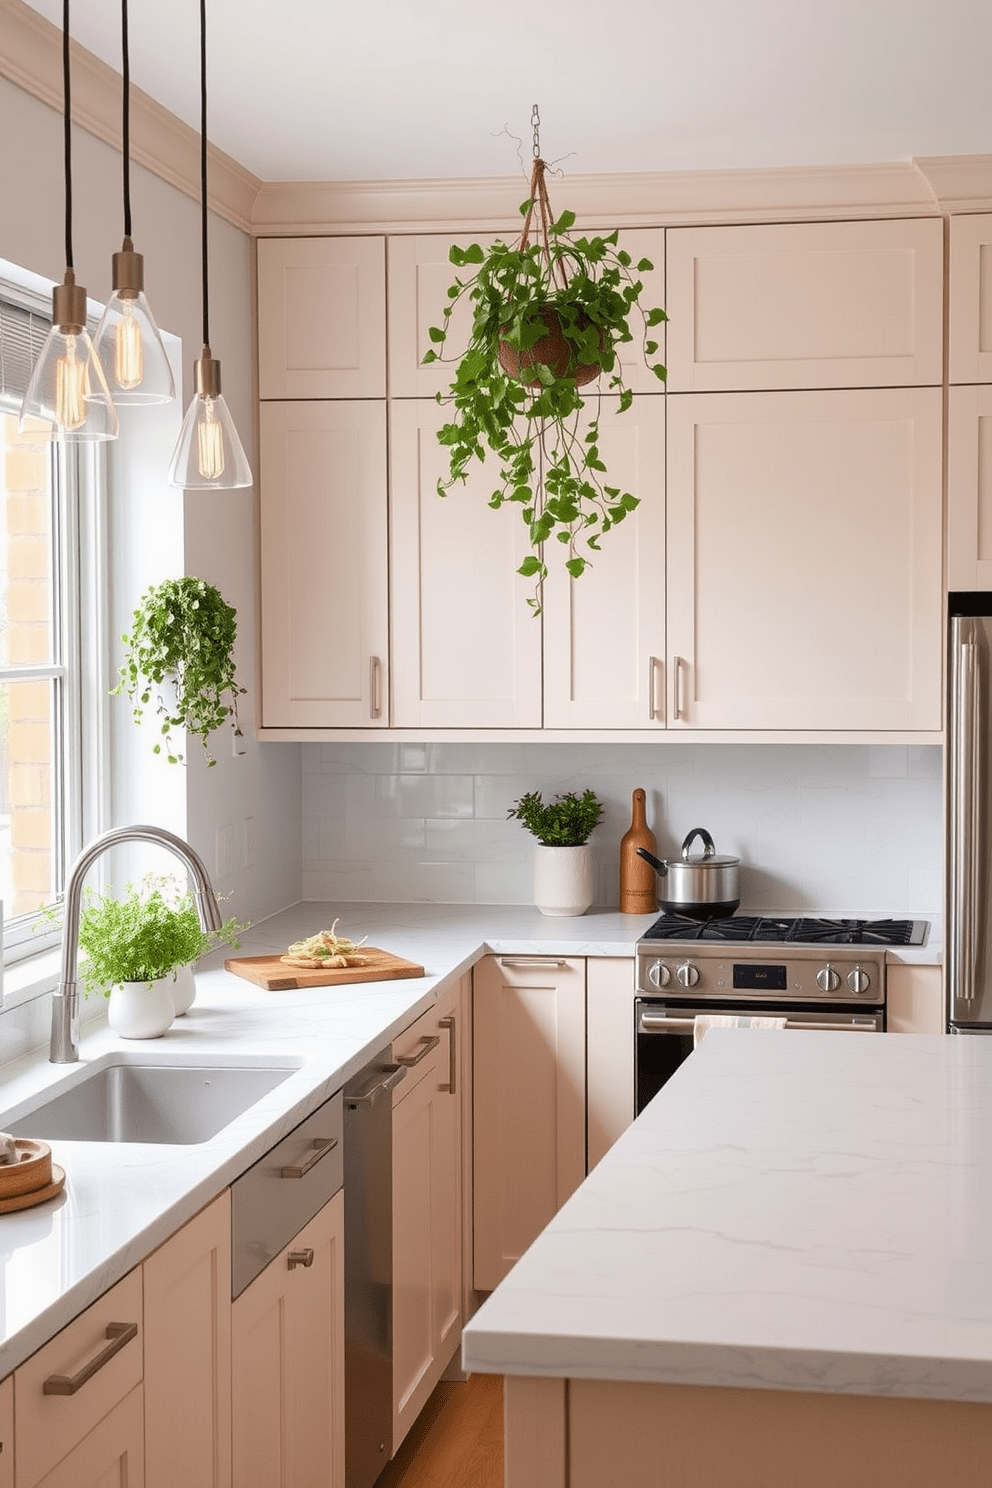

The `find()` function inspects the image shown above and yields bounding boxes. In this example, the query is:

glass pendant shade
[19,270,119,442]
[168,352,252,489]
[94,239,175,405]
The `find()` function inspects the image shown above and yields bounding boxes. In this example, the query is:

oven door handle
[638,1012,881,1034]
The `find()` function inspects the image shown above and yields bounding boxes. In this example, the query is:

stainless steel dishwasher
[343,1051,407,1488]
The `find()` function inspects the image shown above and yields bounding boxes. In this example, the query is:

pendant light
[168,0,251,490]
[93,0,175,405]
[19,0,118,442]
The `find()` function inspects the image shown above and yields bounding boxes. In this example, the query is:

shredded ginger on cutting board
[280,919,369,968]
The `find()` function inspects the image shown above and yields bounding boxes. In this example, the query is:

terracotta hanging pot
[497,307,603,387]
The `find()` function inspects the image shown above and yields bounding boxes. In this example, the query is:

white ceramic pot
[170,964,196,1017]
[533,844,594,917]
[107,979,176,1040]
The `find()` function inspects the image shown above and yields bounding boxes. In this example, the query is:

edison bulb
[55,336,88,430]
[114,301,144,391]
[197,400,226,481]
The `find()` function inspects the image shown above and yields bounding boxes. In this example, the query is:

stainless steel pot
[636,827,740,919]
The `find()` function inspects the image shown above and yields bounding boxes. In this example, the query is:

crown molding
[0,0,260,233]
[914,154,992,214]
[249,160,942,236]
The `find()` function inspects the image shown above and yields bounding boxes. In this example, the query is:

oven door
[634,998,884,1115]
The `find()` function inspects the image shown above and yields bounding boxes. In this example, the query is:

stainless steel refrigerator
[947,594,992,1032]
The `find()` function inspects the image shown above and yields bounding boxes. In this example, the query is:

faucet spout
[50,824,224,1064]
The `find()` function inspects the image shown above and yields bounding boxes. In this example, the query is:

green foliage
[40,875,247,997]
[425,159,667,611]
[112,577,245,766]
[507,789,604,847]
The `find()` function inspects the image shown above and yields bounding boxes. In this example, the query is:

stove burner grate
[640,914,925,947]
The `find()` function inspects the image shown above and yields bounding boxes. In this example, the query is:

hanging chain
[531,103,541,161]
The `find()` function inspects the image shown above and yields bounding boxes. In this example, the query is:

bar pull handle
[43,1322,139,1395]
[370,655,382,719]
[951,621,979,1005]
[395,1034,440,1067]
[280,1135,338,1179]
[288,1248,315,1270]
[439,1014,456,1094]
[638,1013,879,1034]
[648,656,664,722]
[498,958,566,969]
[672,655,685,720]
[345,1064,407,1107]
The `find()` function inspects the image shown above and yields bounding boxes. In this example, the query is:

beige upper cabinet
[666,218,943,391]
[666,387,943,731]
[949,213,992,385]
[389,398,543,728]
[947,383,992,590]
[542,396,666,729]
[260,399,389,728]
[257,236,386,399]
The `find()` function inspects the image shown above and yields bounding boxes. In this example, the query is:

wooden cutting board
[224,948,425,992]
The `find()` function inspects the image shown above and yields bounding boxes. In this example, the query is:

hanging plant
[112,576,245,765]
[424,142,667,611]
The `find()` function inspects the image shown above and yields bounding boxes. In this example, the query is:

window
[0,287,108,964]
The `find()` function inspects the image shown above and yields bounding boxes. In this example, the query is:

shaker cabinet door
[948,384,992,590]
[949,213,992,385]
[260,399,389,728]
[666,388,943,731]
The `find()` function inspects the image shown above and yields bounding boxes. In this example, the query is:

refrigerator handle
[951,622,979,1004]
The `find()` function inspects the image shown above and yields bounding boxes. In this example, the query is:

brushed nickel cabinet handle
[439,1014,456,1094]
[370,655,382,719]
[672,655,685,720]
[395,1034,440,1067]
[287,1248,315,1270]
[345,1065,407,1107]
[43,1321,138,1395]
[648,656,664,721]
[280,1135,338,1179]
[498,958,566,969]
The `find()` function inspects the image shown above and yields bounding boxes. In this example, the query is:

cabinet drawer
[14,1267,143,1488]
[231,1090,343,1297]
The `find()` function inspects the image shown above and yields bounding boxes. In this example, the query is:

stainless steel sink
[4,1058,299,1145]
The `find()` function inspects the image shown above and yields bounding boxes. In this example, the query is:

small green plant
[507,789,604,846]
[112,576,245,765]
[425,155,666,610]
[40,875,247,996]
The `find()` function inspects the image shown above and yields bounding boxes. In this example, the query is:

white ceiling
[21,0,992,185]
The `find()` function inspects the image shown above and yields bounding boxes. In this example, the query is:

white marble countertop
[0,901,656,1376]
[462,1028,991,1403]
[0,899,940,1379]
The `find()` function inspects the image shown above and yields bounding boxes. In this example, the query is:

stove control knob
[847,965,871,995]
[816,965,841,993]
[676,962,699,989]
[647,960,671,990]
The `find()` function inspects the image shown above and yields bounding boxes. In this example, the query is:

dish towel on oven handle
[692,1014,788,1048]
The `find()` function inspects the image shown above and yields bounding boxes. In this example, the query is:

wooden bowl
[0,1139,53,1198]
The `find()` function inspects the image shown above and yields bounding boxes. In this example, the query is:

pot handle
[635,847,668,878]
[680,827,716,862]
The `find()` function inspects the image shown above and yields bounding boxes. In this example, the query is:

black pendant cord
[62,0,73,270]
[199,0,210,351]
[120,0,132,239]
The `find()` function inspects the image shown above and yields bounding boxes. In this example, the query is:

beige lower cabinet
[231,1189,346,1488]
[0,1374,9,1488]
[143,1192,232,1488]
[472,955,586,1290]
[886,964,943,1034]
[392,976,465,1449]
[586,958,636,1169]
[14,1267,144,1488]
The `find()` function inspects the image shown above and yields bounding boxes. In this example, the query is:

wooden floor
[379,1372,504,1488]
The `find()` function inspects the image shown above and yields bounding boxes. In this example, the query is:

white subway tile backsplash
[299,742,943,915]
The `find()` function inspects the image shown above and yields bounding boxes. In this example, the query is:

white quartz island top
[463,1028,990,1403]
[0,901,654,1377]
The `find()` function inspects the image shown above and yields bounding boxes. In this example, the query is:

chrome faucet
[50,824,224,1064]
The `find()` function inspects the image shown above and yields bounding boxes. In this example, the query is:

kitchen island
[462,1029,992,1488]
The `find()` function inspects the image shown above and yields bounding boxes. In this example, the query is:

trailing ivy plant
[425,156,667,610]
[113,576,245,766]
[507,789,604,846]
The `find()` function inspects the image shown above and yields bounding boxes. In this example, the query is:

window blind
[0,298,50,401]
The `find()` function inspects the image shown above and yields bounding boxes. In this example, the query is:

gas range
[635,914,929,1007]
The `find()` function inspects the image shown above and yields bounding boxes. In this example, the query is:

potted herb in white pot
[51,875,246,1037]
[507,789,604,916]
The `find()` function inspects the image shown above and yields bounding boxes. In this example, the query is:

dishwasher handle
[345,1063,407,1108]
[280,1135,339,1179]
